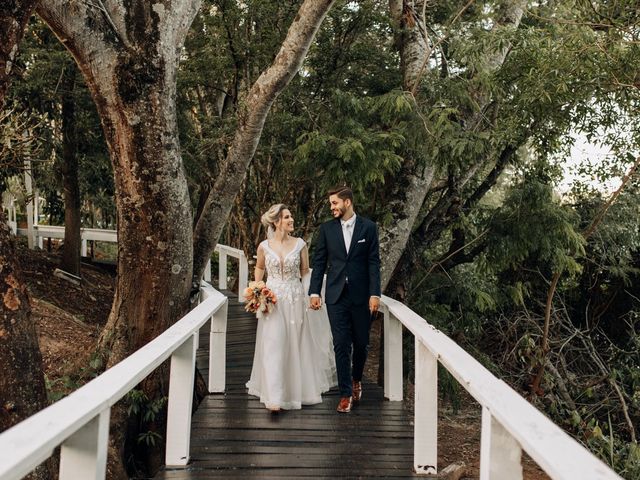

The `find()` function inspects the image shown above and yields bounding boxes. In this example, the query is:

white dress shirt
[341,213,356,253]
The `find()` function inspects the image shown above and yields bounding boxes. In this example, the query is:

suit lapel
[348,216,364,259]
[332,219,348,257]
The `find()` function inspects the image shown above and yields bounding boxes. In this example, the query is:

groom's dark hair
[328,185,353,202]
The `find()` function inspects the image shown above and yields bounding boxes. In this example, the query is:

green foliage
[126,389,168,446]
[485,169,585,277]
[5,0,640,475]
[2,18,113,227]
[294,89,408,192]
[43,352,103,403]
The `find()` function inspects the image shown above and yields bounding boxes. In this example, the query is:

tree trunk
[38,0,199,368]
[382,0,528,293]
[191,0,337,282]
[390,0,431,92]
[38,2,201,475]
[59,67,81,276]
[0,213,51,480]
[380,0,434,292]
[0,2,52,478]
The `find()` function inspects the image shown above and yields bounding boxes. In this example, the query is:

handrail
[0,240,622,479]
[212,244,249,302]
[17,225,117,241]
[380,295,621,479]
[0,283,228,480]
[13,229,249,302]
[17,225,117,256]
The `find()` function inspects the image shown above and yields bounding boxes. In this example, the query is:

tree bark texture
[0,222,43,409]
[389,0,431,92]
[59,67,81,277]
[191,0,337,282]
[0,213,51,480]
[0,3,52,478]
[37,0,200,363]
[380,0,434,291]
[0,0,40,102]
[37,3,200,475]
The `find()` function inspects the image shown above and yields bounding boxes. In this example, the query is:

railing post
[209,299,229,393]
[238,253,248,303]
[24,162,35,249]
[8,196,17,234]
[204,259,212,283]
[59,409,110,480]
[383,306,403,401]
[414,340,438,475]
[81,239,87,257]
[165,333,197,466]
[480,406,523,480]
[218,249,228,290]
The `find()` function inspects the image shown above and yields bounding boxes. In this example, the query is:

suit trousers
[326,283,372,397]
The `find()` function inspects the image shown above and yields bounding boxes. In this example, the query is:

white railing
[0,283,228,480]
[211,244,249,302]
[380,295,621,479]
[17,225,117,257]
[0,240,620,480]
[1,191,18,234]
[10,217,249,296]
[13,225,250,302]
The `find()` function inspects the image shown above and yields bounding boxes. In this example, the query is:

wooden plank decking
[155,293,419,479]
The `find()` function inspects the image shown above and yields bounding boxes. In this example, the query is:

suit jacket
[309,215,381,305]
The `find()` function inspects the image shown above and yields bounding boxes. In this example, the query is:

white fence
[211,243,249,302]
[17,225,118,256]
[1,191,18,234]
[0,283,228,480]
[0,242,623,480]
[380,295,622,479]
[13,224,250,301]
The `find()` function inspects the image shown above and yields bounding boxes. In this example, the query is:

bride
[246,203,337,412]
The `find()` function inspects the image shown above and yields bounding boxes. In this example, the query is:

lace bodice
[261,238,306,305]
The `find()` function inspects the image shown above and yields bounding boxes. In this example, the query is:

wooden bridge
[0,244,624,480]
[154,292,417,479]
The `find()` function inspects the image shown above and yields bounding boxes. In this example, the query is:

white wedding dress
[246,238,337,410]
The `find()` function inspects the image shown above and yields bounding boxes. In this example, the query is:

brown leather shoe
[352,380,362,403]
[336,396,352,413]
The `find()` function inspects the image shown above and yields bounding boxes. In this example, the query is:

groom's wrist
[310,294,320,298]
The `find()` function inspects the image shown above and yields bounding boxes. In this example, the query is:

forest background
[1,0,639,478]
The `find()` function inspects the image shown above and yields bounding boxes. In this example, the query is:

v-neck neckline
[265,238,300,265]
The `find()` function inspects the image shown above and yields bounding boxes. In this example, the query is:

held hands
[369,296,380,314]
[310,296,379,312]
[310,296,322,310]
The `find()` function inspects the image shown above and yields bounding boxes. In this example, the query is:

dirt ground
[17,242,114,395]
[20,243,549,479]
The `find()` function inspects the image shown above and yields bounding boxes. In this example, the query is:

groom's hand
[310,296,322,310]
[369,296,380,314]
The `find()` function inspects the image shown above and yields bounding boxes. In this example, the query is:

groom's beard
[332,206,346,218]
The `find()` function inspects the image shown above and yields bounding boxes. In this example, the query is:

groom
[309,186,381,413]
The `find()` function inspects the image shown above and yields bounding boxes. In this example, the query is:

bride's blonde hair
[261,204,289,239]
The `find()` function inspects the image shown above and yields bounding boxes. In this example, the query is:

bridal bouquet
[243,280,277,319]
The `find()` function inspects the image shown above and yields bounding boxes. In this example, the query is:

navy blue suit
[309,216,381,397]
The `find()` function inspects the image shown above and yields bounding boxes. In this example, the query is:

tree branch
[192,0,337,282]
